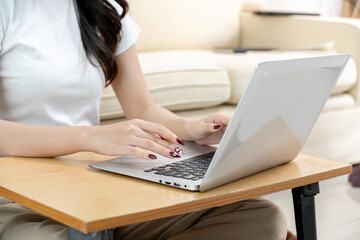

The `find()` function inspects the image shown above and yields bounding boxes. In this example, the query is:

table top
[0,153,352,233]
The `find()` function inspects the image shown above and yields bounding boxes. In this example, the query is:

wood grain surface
[0,153,352,233]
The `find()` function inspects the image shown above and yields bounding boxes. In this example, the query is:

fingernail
[174,155,181,158]
[175,147,185,155]
[148,154,157,159]
[160,136,165,140]
[169,151,178,157]
[176,138,185,145]
[214,124,222,129]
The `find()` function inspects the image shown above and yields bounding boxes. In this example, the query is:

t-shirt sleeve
[114,14,141,56]
[107,0,141,56]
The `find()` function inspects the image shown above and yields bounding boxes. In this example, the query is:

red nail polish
[214,124,222,129]
[175,147,185,155]
[160,136,165,140]
[169,151,177,157]
[148,154,157,159]
[176,138,185,145]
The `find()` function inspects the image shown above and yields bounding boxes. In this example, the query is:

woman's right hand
[85,119,185,160]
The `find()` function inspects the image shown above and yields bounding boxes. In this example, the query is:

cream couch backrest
[127,0,243,52]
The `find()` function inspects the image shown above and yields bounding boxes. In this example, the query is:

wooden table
[0,153,352,240]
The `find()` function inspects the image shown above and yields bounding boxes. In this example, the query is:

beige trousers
[0,196,287,240]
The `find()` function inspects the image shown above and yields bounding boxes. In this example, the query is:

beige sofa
[101,0,360,164]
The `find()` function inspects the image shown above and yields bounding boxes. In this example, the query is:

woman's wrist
[75,125,96,152]
[180,118,199,141]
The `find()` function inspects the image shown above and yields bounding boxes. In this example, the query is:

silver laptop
[90,54,349,192]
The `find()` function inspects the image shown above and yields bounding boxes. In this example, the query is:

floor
[265,174,360,240]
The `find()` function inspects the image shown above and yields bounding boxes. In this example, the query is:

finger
[125,146,159,160]
[133,136,181,159]
[199,122,225,133]
[203,113,231,126]
[138,120,185,146]
[138,131,177,152]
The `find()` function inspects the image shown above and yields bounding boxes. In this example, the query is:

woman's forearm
[135,104,197,141]
[136,104,230,146]
[0,120,89,157]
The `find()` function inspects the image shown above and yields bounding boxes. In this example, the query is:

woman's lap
[0,197,68,240]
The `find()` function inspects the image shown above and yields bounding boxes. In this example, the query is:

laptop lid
[200,54,350,191]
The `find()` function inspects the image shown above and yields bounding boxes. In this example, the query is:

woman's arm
[0,119,180,158]
[111,46,230,144]
[0,120,88,157]
[110,45,189,138]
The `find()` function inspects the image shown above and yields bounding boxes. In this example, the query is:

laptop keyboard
[144,152,214,181]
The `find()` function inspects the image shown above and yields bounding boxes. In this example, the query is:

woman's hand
[184,113,231,145]
[85,119,185,160]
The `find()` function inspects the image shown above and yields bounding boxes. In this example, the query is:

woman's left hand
[185,113,231,145]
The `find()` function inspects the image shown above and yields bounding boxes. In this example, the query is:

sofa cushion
[324,94,355,111]
[100,53,231,120]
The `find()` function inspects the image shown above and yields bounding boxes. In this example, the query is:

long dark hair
[74,0,129,87]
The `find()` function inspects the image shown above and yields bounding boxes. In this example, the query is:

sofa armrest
[240,13,360,104]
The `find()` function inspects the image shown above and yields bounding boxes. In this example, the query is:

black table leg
[68,228,114,240]
[292,182,320,240]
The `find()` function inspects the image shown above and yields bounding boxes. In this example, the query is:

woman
[0,0,289,239]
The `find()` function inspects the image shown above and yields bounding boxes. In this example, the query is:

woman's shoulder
[0,0,38,23]
[0,0,12,44]
[0,0,43,40]
[0,0,15,29]
[0,0,13,16]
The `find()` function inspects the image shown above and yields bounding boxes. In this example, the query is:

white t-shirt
[0,0,140,126]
